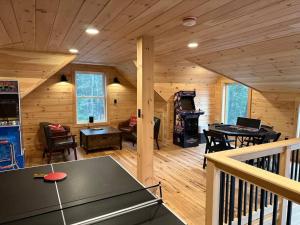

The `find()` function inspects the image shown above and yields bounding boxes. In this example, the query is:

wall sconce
[113,77,120,84]
[60,74,68,82]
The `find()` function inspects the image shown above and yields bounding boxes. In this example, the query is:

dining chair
[246,132,281,146]
[203,130,234,169]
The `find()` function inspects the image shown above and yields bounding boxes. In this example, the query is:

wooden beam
[136,36,154,185]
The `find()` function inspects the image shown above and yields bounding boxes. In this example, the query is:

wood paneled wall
[115,59,220,143]
[215,77,300,139]
[251,91,300,139]
[154,83,216,141]
[154,93,168,142]
[22,64,136,162]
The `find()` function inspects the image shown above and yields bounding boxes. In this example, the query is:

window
[75,72,106,124]
[224,83,249,125]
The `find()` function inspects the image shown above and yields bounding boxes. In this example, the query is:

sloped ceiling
[0,0,299,92]
[0,49,75,97]
[115,59,220,85]
[114,60,137,87]
[187,35,300,92]
[114,59,220,101]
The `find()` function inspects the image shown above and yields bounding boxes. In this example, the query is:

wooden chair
[118,119,137,146]
[208,123,235,145]
[203,130,234,169]
[246,132,281,146]
[119,117,161,149]
[40,122,77,163]
[153,117,161,150]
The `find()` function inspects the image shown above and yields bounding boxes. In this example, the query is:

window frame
[222,82,251,124]
[296,103,300,138]
[75,71,107,125]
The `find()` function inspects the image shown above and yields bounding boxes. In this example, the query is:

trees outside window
[225,83,249,125]
[75,72,106,124]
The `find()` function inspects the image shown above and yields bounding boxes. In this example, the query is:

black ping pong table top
[0,156,186,225]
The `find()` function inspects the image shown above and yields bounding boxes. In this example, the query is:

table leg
[86,136,89,154]
[235,137,238,148]
[120,134,122,150]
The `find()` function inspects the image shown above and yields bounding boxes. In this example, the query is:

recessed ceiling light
[85,28,99,35]
[69,48,79,54]
[187,42,198,48]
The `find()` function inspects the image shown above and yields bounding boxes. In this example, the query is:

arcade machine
[0,81,24,171]
[173,91,204,148]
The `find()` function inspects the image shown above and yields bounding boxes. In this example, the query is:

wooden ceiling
[0,0,300,92]
[0,49,75,97]
[115,59,219,87]
[188,34,300,92]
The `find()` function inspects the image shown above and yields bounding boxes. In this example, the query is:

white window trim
[296,103,300,138]
[75,71,107,124]
[221,84,226,123]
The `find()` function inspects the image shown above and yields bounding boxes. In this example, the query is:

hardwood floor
[26,141,207,225]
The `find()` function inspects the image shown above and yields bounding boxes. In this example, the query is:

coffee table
[80,126,122,153]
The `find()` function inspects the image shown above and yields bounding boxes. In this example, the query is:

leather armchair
[40,122,77,163]
[118,117,161,149]
[118,119,137,146]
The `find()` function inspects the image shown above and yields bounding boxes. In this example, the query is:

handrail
[207,138,300,161]
[206,155,300,204]
[205,138,300,225]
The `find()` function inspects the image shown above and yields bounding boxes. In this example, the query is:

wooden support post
[136,36,154,186]
[206,161,221,225]
[278,147,291,225]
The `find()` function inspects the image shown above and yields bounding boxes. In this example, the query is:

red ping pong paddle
[34,172,67,182]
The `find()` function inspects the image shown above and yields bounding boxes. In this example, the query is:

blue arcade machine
[0,81,24,171]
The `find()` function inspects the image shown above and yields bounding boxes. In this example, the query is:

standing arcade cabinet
[0,81,24,171]
[173,91,204,148]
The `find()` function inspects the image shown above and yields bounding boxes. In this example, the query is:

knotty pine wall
[154,93,168,142]
[154,83,216,141]
[250,91,300,139]
[22,64,136,163]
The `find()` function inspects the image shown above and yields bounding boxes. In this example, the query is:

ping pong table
[0,156,186,225]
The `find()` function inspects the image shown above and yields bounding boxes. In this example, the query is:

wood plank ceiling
[0,0,300,92]
[0,49,75,97]
[115,59,219,86]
